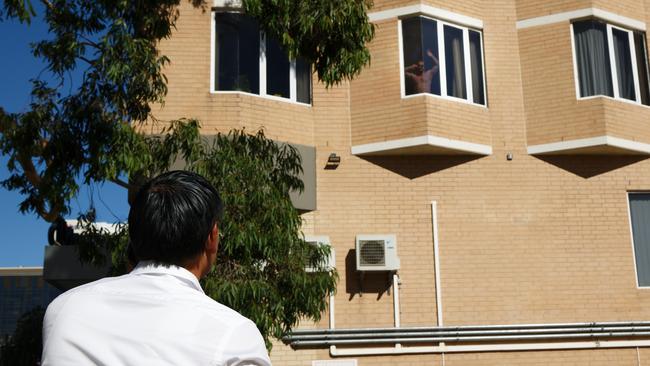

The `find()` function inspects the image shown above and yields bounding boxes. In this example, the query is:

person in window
[405,49,439,94]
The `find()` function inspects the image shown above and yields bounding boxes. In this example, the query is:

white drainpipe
[431,201,445,365]
[431,201,443,328]
[329,340,650,356]
[393,273,401,329]
[393,273,401,349]
[329,291,335,329]
[329,290,336,356]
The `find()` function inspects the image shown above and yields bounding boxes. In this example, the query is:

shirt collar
[130,260,204,293]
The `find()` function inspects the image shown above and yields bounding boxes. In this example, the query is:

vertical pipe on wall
[393,273,401,328]
[431,201,445,365]
[431,201,443,327]
[329,291,335,329]
[393,273,401,349]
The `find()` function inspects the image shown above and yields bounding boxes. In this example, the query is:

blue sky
[0,11,129,267]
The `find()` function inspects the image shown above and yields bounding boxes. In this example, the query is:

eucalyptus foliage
[0,0,368,347]
[73,125,337,348]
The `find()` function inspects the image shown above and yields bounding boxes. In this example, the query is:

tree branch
[40,0,54,11]
[111,178,132,190]
[38,204,61,223]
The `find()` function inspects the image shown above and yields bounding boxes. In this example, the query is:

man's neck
[181,255,209,280]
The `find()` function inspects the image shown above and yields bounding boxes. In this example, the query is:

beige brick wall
[349,18,429,146]
[516,0,647,21]
[155,3,353,146]
[372,0,484,19]
[519,20,650,147]
[349,17,491,147]
[604,98,650,143]
[159,1,650,365]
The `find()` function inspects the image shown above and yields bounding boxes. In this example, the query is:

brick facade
[158,0,650,364]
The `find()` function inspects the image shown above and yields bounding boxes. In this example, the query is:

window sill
[402,92,487,109]
[209,90,312,108]
[577,95,650,110]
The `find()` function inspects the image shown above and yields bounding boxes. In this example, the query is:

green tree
[0,0,374,348]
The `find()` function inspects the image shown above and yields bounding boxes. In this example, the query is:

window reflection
[296,58,312,104]
[469,30,485,105]
[444,25,466,99]
[214,13,259,93]
[266,36,290,99]
[214,13,311,104]
[612,28,636,101]
[401,16,486,105]
[402,17,440,96]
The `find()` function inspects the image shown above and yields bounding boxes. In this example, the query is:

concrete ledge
[351,135,492,156]
[527,136,650,155]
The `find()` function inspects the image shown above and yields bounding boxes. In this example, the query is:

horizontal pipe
[287,326,650,341]
[289,321,650,336]
[291,330,650,346]
[328,340,650,357]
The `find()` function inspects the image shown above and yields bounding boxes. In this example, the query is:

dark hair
[128,170,223,265]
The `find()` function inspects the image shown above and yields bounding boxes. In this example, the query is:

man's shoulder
[188,290,254,328]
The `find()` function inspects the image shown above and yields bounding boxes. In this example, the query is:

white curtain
[445,25,466,99]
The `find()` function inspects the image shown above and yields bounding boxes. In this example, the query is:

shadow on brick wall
[362,155,483,179]
[345,250,392,300]
[535,155,648,178]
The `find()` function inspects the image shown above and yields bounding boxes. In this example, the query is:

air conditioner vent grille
[359,240,385,266]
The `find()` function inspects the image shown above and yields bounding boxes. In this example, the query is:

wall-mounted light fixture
[325,153,341,169]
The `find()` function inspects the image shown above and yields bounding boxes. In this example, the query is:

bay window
[401,16,486,106]
[213,12,312,104]
[572,19,650,105]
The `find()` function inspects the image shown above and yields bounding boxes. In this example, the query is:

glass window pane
[612,28,636,101]
[266,36,290,99]
[402,17,440,96]
[214,13,259,93]
[444,25,466,99]
[573,20,613,97]
[421,18,440,95]
[630,194,650,286]
[296,58,311,104]
[469,30,485,105]
[634,32,650,105]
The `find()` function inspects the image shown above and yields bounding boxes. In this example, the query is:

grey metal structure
[43,246,111,291]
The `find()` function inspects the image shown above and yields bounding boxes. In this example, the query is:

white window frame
[210,11,311,107]
[571,19,650,107]
[398,15,487,108]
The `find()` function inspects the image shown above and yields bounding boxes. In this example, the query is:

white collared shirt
[42,261,271,366]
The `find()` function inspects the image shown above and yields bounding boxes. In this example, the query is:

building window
[629,193,650,287]
[213,12,312,104]
[401,16,486,106]
[572,19,650,106]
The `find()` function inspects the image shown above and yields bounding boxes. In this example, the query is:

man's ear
[205,224,219,254]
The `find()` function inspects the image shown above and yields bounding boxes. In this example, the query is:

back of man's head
[128,170,223,266]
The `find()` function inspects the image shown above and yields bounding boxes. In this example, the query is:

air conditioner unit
[355,234,400,271]
[304,235,335,272]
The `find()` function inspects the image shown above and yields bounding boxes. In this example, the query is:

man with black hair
[41,171,272,366]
